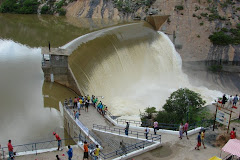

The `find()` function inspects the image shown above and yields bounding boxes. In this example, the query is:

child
[195,132,201,150]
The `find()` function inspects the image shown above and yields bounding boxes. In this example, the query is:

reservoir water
[0,14,124,145]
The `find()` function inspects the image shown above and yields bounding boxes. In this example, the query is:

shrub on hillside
[209,31,232,45]
[41,5,50,14]
[0,0,39,14]
[57,8,66,16]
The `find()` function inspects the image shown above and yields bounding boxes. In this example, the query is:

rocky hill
[65,0,240,64]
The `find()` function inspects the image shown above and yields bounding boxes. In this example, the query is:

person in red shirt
[230,128,236,139]
[83,141,89,160]
[8,140,14,159]
[53,132,62,150]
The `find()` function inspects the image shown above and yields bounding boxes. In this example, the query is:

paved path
[15,146,83,160]
[71,105,113,130]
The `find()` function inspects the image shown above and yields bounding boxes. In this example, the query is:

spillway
[66,22,222,117]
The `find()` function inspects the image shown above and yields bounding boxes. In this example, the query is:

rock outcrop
[65,0,240,64]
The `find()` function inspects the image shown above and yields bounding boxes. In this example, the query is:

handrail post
[35,143,37,155]
[2,148,4,160]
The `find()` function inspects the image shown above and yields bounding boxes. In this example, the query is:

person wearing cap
[53,132,61,150]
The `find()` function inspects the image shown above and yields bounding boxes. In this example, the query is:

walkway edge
[105,115,202,136]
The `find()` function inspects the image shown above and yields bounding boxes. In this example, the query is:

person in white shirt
[145,127,150,139]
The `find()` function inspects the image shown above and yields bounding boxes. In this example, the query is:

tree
[144,107,157,119]
[157,88,206,124]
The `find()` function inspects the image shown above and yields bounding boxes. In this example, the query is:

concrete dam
[42,19,222,118]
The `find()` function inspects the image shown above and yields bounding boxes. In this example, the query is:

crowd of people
[64,95,108,120]
[220,94,239,109]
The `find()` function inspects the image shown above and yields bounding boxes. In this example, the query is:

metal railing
[99,140,154,160]
[108,116,214,131]
[93,124,161,143]
[1,137,77,159]
[64,106,102,146]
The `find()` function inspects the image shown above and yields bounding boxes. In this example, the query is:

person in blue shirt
[75,111,80,120]
[67,145,73,160]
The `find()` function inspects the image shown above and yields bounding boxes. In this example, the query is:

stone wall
[64,108,84,144]
[42,54,81,95]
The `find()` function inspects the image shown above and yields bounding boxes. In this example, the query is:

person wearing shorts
[201,130,206,149]
[83,141,89,160]
[195,132,201,150]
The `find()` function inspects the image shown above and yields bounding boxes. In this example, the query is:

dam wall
[41,47,81,95]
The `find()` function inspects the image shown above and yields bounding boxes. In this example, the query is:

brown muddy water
[0,13,125,146]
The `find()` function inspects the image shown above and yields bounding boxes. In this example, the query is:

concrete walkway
[13,146,83,160]
[72,105,113,130]
[69,105,181,144]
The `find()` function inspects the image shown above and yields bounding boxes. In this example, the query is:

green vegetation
[200,13,208,17]
[157,88,206,124]
[220,0,234,8]
[141,88,207,125]
[208,64,223,72]
[175,5,184,10]
[0,0,39,14]
[231,119,240,123]
[200,22,204,26]
[140,107,157,122]
[40,5,50,14]
[57,8,66,16]
[55,0,65,9]
[114,0,154,13]
[195,5,200,11]
[209,23,240,45]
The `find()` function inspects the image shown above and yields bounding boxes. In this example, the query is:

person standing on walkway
[56,155,61,160]
[145,127,150,139]
[222,94,227,107]
[8,140,14,159]
[67,145,73,160]
[184,121,189,139]
[230,128,236,139]
[69,97,73,107]
[201,130,206,149]
[77,101,81,113]
[233,95,238,106]
[73,97,77,109]
[53,132,61,150]
[85,100,89,112]
[64,99,68,107]
[48,41,51,52]
[195,132,201,150]
[228,95,233,108]
[153,120,158,135]
[93,145,100,160]
[75,110,80,120]
[120,141,127,155]
[179,123,183,139]
[83,141,89,160]
[125,122,129,136]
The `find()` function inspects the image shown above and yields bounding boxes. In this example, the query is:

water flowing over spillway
[67,22,222,118]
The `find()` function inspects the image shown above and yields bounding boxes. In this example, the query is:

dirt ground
[132,121,240,160]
